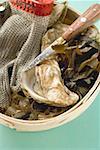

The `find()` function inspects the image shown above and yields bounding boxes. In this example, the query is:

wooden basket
[0,7,100,132]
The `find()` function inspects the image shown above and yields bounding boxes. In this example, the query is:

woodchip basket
[0,7,100,132]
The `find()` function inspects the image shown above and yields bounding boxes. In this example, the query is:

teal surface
[0,0,100,150]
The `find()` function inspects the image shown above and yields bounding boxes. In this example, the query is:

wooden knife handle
[62,4,100,41]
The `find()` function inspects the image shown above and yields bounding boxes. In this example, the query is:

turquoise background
[0,0,100,150]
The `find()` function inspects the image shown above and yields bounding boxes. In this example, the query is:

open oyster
[21,59,79,107]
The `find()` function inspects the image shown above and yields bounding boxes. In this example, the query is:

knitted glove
[0,1,67,109]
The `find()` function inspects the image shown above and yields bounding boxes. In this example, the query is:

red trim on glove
[9,0,54,16]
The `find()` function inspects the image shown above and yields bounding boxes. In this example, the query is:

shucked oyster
[21,58,79,107]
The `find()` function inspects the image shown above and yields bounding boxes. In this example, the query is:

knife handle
[62,4,100,41]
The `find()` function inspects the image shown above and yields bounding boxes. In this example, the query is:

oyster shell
[21,59,79,107]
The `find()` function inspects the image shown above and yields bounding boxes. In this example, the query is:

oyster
[34,59,79,107]
[21,58,79,107]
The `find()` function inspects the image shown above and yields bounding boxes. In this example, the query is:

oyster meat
[33,59,79,107]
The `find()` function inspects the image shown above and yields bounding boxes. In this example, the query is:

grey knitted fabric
[10,15,50,91]
[0,2,50,108]
[0,1,67,109]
